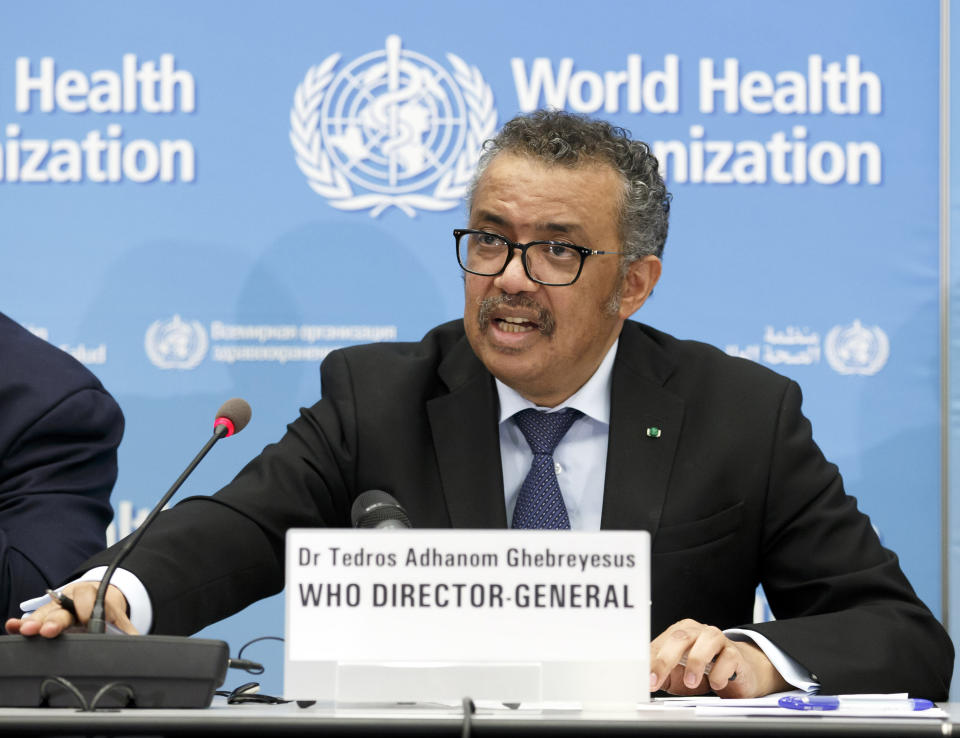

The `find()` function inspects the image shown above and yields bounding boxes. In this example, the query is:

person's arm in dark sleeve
[58,348,362,636]
[0,386,122,620]
[743,381,953,699]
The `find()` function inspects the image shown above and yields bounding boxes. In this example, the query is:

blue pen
[779,695,935,712]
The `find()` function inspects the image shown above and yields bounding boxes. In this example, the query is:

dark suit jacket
[85,319,952,698]
[0,312,122,620]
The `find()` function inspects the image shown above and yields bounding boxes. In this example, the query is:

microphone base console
[0,633,229,708]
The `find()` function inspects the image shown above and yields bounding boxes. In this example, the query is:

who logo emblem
[824,319,889,376]
[145,315,208,370]
[290,35,497,217]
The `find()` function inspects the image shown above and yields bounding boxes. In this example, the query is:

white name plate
[284,529,649,705]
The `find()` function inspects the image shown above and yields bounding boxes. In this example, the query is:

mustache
[476,294,556,337]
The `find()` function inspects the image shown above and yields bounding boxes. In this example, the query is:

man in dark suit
[0,312,122,620]
[8,111,953,699]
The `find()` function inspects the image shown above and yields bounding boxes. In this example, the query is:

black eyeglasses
[453,229,622,286]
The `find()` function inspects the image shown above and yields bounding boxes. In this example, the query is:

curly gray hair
[469,110,671,262]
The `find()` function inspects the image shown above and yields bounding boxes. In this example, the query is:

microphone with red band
[212,397,252,438]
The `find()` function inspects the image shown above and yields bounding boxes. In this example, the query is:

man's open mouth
[477,295,555,337]
[495,316,538,333]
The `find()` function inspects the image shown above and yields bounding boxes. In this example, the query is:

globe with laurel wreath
[318,42,468,195]
[824,319,889,375]
[144,315,208,370]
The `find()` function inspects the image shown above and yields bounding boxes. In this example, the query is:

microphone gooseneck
[86,398,252,634]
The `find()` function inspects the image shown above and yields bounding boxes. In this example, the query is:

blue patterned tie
[511,408,583,529]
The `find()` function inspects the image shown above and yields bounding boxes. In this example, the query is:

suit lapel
[601,323,684,536]
[427,335,507,528]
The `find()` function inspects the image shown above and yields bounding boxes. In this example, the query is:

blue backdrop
[1,0,946,696]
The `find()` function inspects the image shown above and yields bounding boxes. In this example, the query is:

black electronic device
[0,633,229,708]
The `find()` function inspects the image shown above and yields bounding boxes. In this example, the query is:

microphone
[212,397,252,438]
[87,398,251,633]
[351,489,412,529]
[0,399,252,709]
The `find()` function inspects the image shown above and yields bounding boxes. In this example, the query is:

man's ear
[618,255,662,320]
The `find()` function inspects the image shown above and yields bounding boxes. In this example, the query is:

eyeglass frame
[453,228,623,287]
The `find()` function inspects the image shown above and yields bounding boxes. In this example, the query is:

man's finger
[650,622,703,692]
[708,644,742,692]
[650,629,692,691]
[104,590,138,635]
[18,604,75,638]
[4,617,26,635]
[69,583,100,625]
[680,625,726,688]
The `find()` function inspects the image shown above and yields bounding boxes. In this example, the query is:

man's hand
[4,582,136,638]
[650,619,789,698]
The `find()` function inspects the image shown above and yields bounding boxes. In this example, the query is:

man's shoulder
[621,320,793,391]
[0,312,121,450]
[0,312,109,397]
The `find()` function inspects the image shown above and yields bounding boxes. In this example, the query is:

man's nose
[493,248,538,294]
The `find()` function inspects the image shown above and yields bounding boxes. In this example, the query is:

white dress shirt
[497,338,618,530]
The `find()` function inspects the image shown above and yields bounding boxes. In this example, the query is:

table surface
[1,700,957,737]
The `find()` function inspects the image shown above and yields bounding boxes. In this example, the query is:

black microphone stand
[88,423,228,634]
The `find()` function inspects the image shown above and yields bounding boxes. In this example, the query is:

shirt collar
[495,338,619,425]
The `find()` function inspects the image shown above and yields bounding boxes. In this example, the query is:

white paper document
[653,691,947,719]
